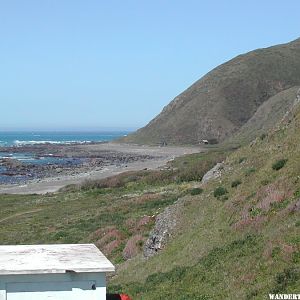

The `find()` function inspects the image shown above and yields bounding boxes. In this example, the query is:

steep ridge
[122,38,300,145]
[229,86,300,144]
[111,88,300,299]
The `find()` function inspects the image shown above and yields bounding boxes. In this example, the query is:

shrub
[272,159,288,171]
[294,190,300,197]
[271,268,300,293]
[292,251,300,263]
[249,207,262,217]
[245,168,256,176]
[271,246,281,258]
[261,179,270,186]
[238,157,246,164]
[260,133,267,140]
[214,187,228,198]
[190,188,204,195]
[231,179,242,188]
[270,199,289,210]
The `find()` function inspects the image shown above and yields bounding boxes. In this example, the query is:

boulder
[201,162,224,184]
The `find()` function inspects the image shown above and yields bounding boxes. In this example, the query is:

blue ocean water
[0,131,130,147]
[0,131,130,184]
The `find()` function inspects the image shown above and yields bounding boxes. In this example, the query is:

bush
[238,157,246,164]
[271,268,299,293]
[231,180,242,188]
[261,179,270,186]
[245,168,256,176]
[190,188,204,195]
[272,159,288,171]
[260,133,267,140]
[270,199,289,210]
[214,187,228,198]
[271,246,281,258]
[249,207,262,217]
[294,190,300,197]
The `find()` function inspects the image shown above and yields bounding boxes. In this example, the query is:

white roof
[0,244,115,275]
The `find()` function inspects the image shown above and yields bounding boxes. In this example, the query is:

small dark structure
[160,139,168,146]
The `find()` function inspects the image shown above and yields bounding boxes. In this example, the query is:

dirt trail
[0,208,43,224]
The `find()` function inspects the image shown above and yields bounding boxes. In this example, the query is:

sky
[0,0,300,131]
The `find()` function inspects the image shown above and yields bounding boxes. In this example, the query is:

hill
[122,38,300,145]
[110,86,300,298]
[228,86,300,145]
[1,89,299,299]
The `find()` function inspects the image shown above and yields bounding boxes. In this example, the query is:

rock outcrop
[201,162,224,184]
[144,198,184,257]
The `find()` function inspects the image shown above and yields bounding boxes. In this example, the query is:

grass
[61,149,228,193]
[0,149,226,265]
[245,167,256,176]
[0,184,183,261]
[110,104,300,298]
[1,103,300,298]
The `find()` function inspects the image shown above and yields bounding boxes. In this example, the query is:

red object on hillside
[106,294,132,300]
[120,294,132,300]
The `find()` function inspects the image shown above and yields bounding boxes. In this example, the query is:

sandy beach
[0,143,202,194]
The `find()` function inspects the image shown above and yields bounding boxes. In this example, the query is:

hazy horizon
[0,127,137,132]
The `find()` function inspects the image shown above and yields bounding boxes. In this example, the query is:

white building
[0,244,115,300]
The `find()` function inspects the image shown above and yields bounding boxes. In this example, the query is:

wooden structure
[0,244,115,300]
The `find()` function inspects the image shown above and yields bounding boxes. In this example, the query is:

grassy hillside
[228,86,300,145]
[0,150,227,264]
[1,94,300,299]
[121,38,300,145]
[109,95,300,298]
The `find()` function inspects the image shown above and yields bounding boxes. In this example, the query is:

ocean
[0,131,130,147]
[0,131,130,184]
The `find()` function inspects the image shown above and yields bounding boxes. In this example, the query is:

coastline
[0,142,202,194]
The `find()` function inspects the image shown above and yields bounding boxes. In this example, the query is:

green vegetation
[60,149,228,193]
[1,75,300,298]
[231,179,242,188]
[0,149,226,264]
[239,157,247,164]
[230,86,300,146]
[245,167,256,176]
[190,187,204,195]
[260,133,267,140]
[0,183,185,262]
[249,207,262,217]
[110,101,300,299]
[294,190,300,198]
[271,268,300,294]
[213,186,228,198]
[272,159,288,171]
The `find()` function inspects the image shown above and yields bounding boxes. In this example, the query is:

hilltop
[122,38,300,145]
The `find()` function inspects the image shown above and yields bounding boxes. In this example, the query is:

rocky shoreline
[0,142,201,194]
[0,142,155,185]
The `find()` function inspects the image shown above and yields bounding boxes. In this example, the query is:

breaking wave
[13,140,94,146]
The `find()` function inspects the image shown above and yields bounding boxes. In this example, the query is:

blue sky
[1,0,300,130]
